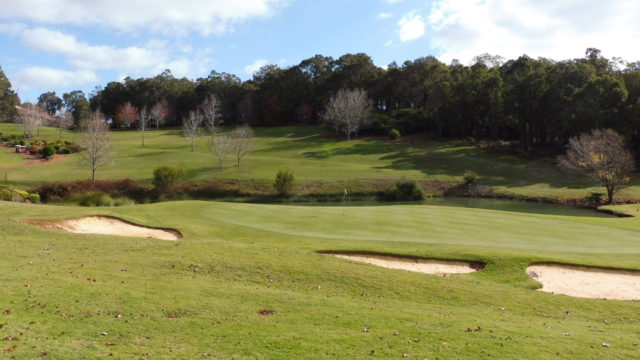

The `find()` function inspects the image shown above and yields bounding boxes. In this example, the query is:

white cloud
[0,0,289,36]
[384,39,394,47]
[377,12,393,19]
[12,67,98,91]
[398,12,425,42]
[0,22,26,36]
[244,59,269,75]
[17,27,214,79]
[427,0,640,63]
[384,0,404,4]
[20,27,162,73]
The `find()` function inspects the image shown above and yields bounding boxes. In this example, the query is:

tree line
[3,48,640,156]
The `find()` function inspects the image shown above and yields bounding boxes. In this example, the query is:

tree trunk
[606,186,614,204]
[142,132,145,147]
[92,168,96,183]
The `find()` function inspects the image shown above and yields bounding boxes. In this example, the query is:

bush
[0,188,11,201]
[585,192,604,204]
[74,192,114,207]
[33,179,150,203]
[40,144,57,159]
[388,128,401,140]
[152,166,185,193]
[382,179,424,201]
[65,143,82,153]
[463,171,479,185]
[273,169,295,196]
[28,193,41,204]
[112,196,135,206]
[0,187,40,203]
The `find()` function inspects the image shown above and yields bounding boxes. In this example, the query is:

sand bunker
[28,216,181,241]
[329,253,483,275]
[527,264,640,301]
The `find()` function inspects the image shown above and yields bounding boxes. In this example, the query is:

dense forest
[3,48,640,156]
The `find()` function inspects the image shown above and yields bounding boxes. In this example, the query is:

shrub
[152,166,185,193]
[0,188,11,201]
[65,143,82,153]
[74,192,114,207]
[40,144,57,159]
[33,179,150,203]
[382,179,424,201]
[585,192,604,204]
[28,193,41,204]
[273,169,295,196]
[112,196,135,206]
[463,171,479,185]
[388,128,401,140]
[0,187,40,203]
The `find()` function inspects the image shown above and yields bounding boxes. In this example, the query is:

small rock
[115,314,123,319]
[100,332,108,336]
[563,333,570,336]
[402,354,410,358]
[363,327,370,333]
[602,343,611,347]
[499,307,506,311]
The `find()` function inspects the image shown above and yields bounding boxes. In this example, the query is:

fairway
[3,123,640,200]
[1,200,639,359]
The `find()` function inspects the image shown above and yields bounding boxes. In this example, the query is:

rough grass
[1,200,639,359]
[2,123,638,200]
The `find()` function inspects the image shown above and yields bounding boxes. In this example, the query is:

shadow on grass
[374,143,597,189]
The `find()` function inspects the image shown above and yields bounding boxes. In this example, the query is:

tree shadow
[374,143,599,189]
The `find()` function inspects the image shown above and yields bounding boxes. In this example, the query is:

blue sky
[1,0,639,102]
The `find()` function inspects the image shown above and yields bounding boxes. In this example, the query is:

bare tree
[323,88,373,140]
[201,94,223,143]
[19,104,46,140]
[231,124,254,168]
[150,100,169,130]
[559,128,635,203]
[78,111,113,182]
[211,133,231,171]
[182,110,202,152]
[138,107,150,147]
[55,111,74,140]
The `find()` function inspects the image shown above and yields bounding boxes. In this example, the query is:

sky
[1,0,639,102]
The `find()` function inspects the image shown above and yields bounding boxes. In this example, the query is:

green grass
[2,123,638,200]
[599,204,640,217]
[1,200,639,359]
[0,146,31,168]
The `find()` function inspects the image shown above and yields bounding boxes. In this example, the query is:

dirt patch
[527,264,640,300]
[27,216,181,241]
[1,147,66,169]
[328,253,483,275]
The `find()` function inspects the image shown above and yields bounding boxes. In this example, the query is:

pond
[281,197,613,218]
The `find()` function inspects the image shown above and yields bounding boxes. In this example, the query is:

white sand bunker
[330,253,483,275]
[527,264,640,301]
[29,216,181,241]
